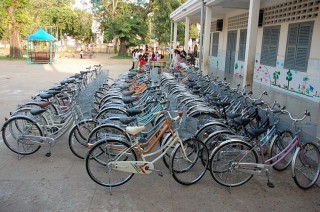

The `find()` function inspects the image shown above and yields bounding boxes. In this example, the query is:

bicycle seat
[47,90,60,96]
[126,126,145,136]
[119,84,130,90]
[30,108,47,116]
[234,118,251,126]
[39,93,53,100]
[212,101,230,108]
[126,108,142,116]
[122,90,135,96]
[226,112,241,119]
[119,117,136,125]
[122,96,137,104]
[247,128,267,139]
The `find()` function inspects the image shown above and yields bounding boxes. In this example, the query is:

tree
[152,0,187,47]
[104,2,147,56]
[273,71,280,85]
[286,69,292,89]
[0,0,32,57]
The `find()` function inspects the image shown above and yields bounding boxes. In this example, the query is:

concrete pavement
[0,54,319,211]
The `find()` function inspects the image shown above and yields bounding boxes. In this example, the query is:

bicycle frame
[97,117,190,175]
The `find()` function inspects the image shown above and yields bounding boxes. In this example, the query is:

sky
[73,0,92,11]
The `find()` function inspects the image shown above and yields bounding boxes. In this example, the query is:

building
[170,0,320,103]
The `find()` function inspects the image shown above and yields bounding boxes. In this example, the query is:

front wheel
[170,138,209,185]
[68,119,97,159]
[292,142,320,189]
[270,130,294,171]
[86,139,137,187]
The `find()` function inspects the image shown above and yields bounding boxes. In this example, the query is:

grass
[111,55,132,59]
[0,55,25,60]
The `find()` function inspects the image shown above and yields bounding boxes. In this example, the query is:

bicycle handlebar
[280,109,310,122]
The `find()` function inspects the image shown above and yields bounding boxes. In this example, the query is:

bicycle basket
[169,112,198,139]
[300,121,318,144]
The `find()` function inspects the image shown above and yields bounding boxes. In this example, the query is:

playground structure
[25,27,57,64]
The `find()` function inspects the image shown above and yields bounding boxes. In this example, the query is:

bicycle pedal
[45,152,51,157]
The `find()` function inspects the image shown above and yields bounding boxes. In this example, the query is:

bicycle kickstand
[266,169,274,188]
[45,142,52,157]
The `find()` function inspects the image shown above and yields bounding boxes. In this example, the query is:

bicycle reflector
[178,112,183,116]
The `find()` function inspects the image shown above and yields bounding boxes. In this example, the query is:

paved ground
[0,54,319,211]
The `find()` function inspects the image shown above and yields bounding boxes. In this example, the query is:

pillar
[184,17,190,52]
[173,22,178,50]
[202,5,212,75]
[243,0,260,86]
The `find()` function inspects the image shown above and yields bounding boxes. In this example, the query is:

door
[225,30,237,75]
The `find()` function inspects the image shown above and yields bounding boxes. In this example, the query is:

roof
[25,27,57,41]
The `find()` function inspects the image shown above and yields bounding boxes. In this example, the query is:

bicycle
[85,110,209,193]
[209,110,320,189]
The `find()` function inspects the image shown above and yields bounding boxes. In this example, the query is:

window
[238,29,247,61]
[284,21,314,71]
[211,32,219,57]
[260,26,280,67]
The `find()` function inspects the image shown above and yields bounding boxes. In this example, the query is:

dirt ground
[0,53,319,212]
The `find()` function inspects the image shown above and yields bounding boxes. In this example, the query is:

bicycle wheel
[205,130,236,153]
[170,138,209,185]
[210,140,258,187]
[270,130,294,171]
[195,122,229,143]
[86,139,137,187]
[2,116,42,155]
[68,119,97,159]
[292,142,320,189]
[87,124,131,146]
[95,107,127,121]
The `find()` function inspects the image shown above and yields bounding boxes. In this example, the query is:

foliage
[273,71,280,85]
[0,0,32,39]
[286,69,292,89]
[97,1,149,55]
[189,24,199,39]
[152,0,187,46]
[111,55,132,59]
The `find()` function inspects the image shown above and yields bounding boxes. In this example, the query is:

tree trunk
[114,38,118,53]
[7,6,22,58]
[118,38,127,56]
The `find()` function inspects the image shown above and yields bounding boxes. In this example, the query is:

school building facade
[170,0,320,102]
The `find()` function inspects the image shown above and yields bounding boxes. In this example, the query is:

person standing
[80,49,83,59]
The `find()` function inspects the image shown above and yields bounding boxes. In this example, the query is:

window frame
[211,32,219,57]
[260,25,281,67]
[238,29,247,61]
[284,21,314,72]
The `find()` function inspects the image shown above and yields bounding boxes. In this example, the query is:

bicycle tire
[86,139,137,187]
[210,140,258,187]
[170,138,209,185]
[87,124,131,146]
[292,142,320,189]
[195,122,229,143]
[68,119,97,159]
[2,116,42,155]
[270,130,294,171]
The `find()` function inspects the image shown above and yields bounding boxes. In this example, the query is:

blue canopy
[25,27,57,41]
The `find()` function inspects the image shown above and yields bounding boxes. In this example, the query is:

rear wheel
[86,139,137,187]
[292,142,320,189]
[210,140,258,187]
[2,116,42,155]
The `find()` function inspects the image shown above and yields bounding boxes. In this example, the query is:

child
[80,49,83,59]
